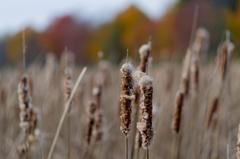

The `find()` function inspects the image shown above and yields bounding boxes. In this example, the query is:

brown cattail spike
[87,101,97,144]
[206,97,219,129]
[172,91,184,133]
[18,75,39,145]
[190,57,199,92]
[120,63,134,136]
[18,75,32,131]
[180,49,192,96]
[64,69,73,102]
[137,75,153,149]
[92,83,103,142]
[138,42,151,73]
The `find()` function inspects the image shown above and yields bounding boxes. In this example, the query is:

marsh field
[0,30,239,159]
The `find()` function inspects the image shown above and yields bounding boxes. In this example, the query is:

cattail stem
[136,147,140,159]
[130,95,140,159]
[125,136,129,159]
[175,133,182,159]
[146,147,149,159]
[67,113,71,159]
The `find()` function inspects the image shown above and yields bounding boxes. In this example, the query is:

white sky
[0,0,176,35]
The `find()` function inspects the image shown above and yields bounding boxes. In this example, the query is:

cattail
[192,28,209,56]
[205,33,234,129]
[172,91,184,133]
[18,75,39,145]
[0,88,7,106]
[86,101,97,144]
[190,28,209,92]
[206,96,219,129]
[18,75,32,132]
[190,56,199,92]
[137,75,153,149]
[92,84,103,141]
[64,69,73,102]
[216,42,234,81]
[27,109,39,143]
[120,63,134,136]
[180,49,192,96]
[236,124,240,159]
[138,41,151,73]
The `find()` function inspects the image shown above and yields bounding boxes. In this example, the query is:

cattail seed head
[63,69,73,102]
[87,101,97,144]
[138,42,151,73]
[216,41,234,81]
[206,96,219,129]
[92,83,103,142]
[120,63,134,136]
[180,49,192,96]
[190,57,199,92]
[18,75,32,131]
[172,91,184,133]
[192,28,209,55]
[137,75,153,149]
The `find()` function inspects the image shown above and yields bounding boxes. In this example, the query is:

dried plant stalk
[137,75,153,149]
[237,124,240,159]
[172,91,184,133]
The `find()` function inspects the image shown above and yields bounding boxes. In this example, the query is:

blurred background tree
[0,0,239,65]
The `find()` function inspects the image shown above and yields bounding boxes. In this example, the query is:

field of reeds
[0,28,240,159]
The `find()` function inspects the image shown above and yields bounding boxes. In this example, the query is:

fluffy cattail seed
[172,91,184,133]
[138,42,151,73]
[137,75,153,149]
[120,63,134,136]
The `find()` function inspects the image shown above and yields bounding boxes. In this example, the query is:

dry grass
[0,53,240,159]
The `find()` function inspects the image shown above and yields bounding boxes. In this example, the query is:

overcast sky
[0,0,176,35]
